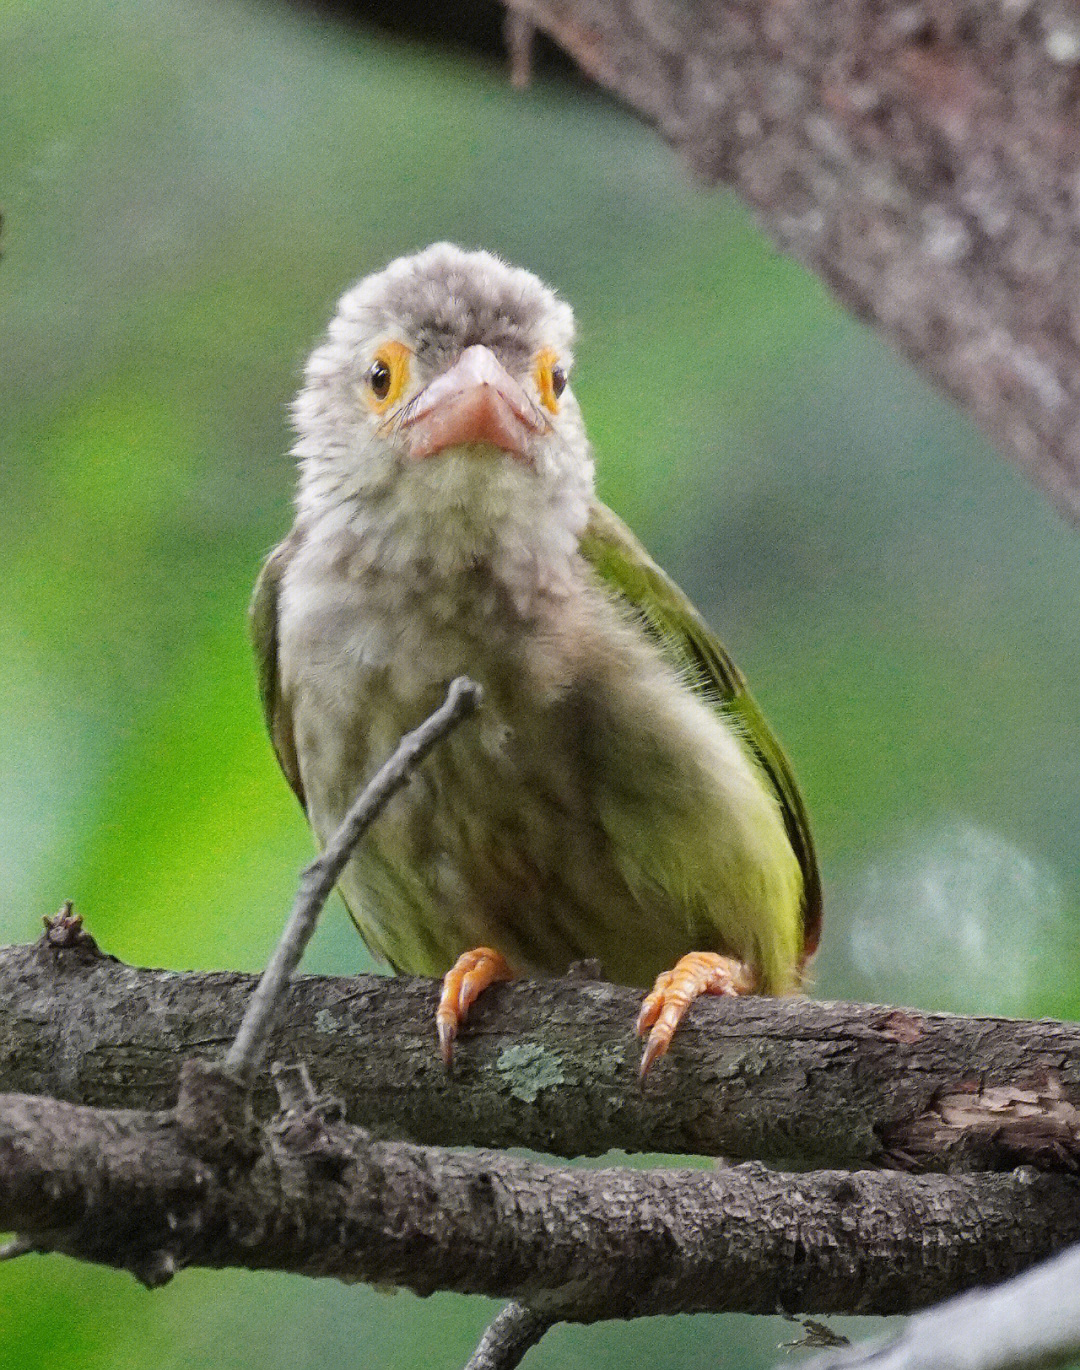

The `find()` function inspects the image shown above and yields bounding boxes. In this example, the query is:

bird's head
[291,244,594,585]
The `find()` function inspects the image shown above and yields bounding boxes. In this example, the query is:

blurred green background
[3,0,1080,1365]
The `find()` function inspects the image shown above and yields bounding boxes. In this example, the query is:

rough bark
[464,1303,555,1370]
[505,0,1080,523]
[5,941,1079,1171]
[2,1061,1079,1320]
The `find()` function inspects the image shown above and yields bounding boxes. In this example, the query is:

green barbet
[252,244,821,1075]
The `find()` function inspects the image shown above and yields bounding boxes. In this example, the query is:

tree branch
[1,1077,1078,1319]
[505,0,1080,525]
[464,1303,555,1370]
[6,939,1079,1170]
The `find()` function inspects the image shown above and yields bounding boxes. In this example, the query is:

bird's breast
[277,532,587,839]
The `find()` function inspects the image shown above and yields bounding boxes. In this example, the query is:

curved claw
[436,946,514,1067]
[636,952,756,1080]
[436,1014,458,1069]
[635,969,673,1038]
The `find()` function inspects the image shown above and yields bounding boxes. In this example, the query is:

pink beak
[400,345,548,462]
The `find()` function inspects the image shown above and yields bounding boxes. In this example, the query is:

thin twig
[463,1302,555,1370]
[224,677,481,1081]
[799,1240,1080,1370]
[270,1060,318,1113]
[504,9,536,90]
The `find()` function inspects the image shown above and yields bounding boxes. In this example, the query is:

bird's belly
[298,673,711,986]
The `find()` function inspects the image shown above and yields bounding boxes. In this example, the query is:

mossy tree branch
[3,939,1078,1172]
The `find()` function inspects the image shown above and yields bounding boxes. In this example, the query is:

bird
[251,243,821,1077]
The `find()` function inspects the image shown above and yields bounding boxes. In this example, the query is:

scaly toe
[636,953,756,1080]
[435,946,514,1068]
[634,970,673,1038]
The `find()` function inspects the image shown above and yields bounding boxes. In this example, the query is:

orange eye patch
[534,349,568,414]
[364,340,411,414]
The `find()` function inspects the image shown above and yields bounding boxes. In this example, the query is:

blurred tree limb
[803,1242,1080,1370]
[503,0,1080,524]
[4,940,1080,1172]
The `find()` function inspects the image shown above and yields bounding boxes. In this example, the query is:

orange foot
[636,952,757,1079]
[436,946,514,1067]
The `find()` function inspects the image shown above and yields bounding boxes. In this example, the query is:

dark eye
[367,359,392,400]
[551,364,567,399]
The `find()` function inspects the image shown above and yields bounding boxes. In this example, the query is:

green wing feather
[579,500,822,960]
[249,531,306,811]
[251,530,377,946]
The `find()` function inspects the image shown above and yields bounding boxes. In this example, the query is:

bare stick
[801,1240,1080,1370]
[505,11,536,90]
[270,1060,318,1113]
[224,677,481,1081]
[464,1302,555,1370]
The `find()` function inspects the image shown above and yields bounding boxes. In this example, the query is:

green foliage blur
[3,0,1080,1365]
